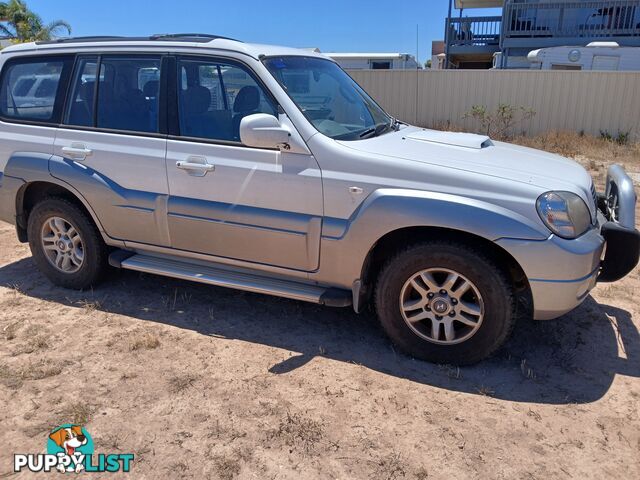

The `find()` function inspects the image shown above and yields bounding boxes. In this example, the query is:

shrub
[463,103,536,140]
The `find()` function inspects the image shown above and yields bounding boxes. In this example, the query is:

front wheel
[375,242,516,365]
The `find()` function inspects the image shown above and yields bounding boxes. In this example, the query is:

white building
[306,49,420,70]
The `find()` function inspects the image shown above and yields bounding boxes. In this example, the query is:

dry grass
[375,451,407,480]
[415,467,430,480]
[168,373,198,393]
[167,461,189,475]
[20,360,63,380]
[74,298,103,313]
[3,283,24,308]
[128,332,161,351]
[212,454,242,480]
[270,412,324,454]
[3,321,20,340]
[509,131,640,169]
[57,402,92,425]
[0,359,63,390]
[14,324,51,354]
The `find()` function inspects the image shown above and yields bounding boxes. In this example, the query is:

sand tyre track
[27,197,108,289]
[375,242,517,365]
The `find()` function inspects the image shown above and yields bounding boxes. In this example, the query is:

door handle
[176,156,214,176]
[61,143,93,161]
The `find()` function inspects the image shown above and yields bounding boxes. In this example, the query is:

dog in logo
[48,425,87,472]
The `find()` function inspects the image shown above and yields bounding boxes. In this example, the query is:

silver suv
[0,34,638,364]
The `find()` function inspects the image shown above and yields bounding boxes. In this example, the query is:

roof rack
[36,35,127,44]
[35,33,241,45]
[149,33,241,42]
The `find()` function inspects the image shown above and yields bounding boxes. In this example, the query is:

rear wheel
[375,242,516,365]
[27,198,108,289]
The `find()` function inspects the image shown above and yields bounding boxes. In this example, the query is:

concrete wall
[347,69,640,139]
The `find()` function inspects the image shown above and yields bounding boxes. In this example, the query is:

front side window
[263,56,391,140]
[0,57,70,122]
[177,58,276,142]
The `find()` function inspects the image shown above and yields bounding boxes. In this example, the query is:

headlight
[536,191,591,239]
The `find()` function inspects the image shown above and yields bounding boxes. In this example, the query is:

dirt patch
[1,145,639,478]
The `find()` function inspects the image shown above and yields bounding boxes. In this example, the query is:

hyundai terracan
[0,34,638,364]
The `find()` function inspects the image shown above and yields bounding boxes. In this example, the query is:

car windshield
[263,56,392,141]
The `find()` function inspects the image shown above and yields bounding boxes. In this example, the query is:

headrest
[233,85,259,113]
[182,85,211,115]
[143,80,159,98]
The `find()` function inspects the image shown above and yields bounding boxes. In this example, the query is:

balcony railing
[503,0,640,40]
[445,15,502,48]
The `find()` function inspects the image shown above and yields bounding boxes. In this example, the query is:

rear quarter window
[0,56,72,123]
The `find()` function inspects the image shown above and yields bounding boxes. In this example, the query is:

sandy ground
[1,157,639,478]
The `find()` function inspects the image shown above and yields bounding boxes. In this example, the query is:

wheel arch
[16,180,106,243]
[357,226,532,312]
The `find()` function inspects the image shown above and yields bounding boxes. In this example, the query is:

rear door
[0,54,73,168]
[53,54,170,246]
[165,56,323,271]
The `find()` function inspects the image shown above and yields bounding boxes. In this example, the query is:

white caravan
[527,42,640,71]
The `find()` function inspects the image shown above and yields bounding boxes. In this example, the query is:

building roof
[324,53,411,60]
[455,0,502,9]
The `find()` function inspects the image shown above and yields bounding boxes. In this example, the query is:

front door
[165,56,323,271]
[53,54,169,247]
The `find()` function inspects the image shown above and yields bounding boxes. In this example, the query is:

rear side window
[0,56,71,122]
[97,56,161,133]
[65,57,98,127]
[64,55,161,133]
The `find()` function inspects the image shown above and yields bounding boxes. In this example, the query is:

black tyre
[375,242,516,365]
[27,197,108,289]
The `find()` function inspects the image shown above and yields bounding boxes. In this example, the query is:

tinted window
[0,58,68,122]
[65,57,98,127]
[13,78,36,97]
[34,78,58,98]
[177,58,276,142]
[96,56,161,133]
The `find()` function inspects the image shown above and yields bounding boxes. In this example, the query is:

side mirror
[239,113,291,149]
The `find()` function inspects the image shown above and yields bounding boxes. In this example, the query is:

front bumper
[497,164,638,320]
[598,220,640,282]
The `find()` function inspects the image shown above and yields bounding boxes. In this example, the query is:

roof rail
[149,33,241,42]
[35,33,242,45]
[35,35,127,44]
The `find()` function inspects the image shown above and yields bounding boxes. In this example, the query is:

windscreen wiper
[359,122,392,139]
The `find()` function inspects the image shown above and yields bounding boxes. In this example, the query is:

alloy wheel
[41,216,85,274]
[399,267,484,345]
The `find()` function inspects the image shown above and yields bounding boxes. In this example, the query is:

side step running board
[108,250,351,307]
